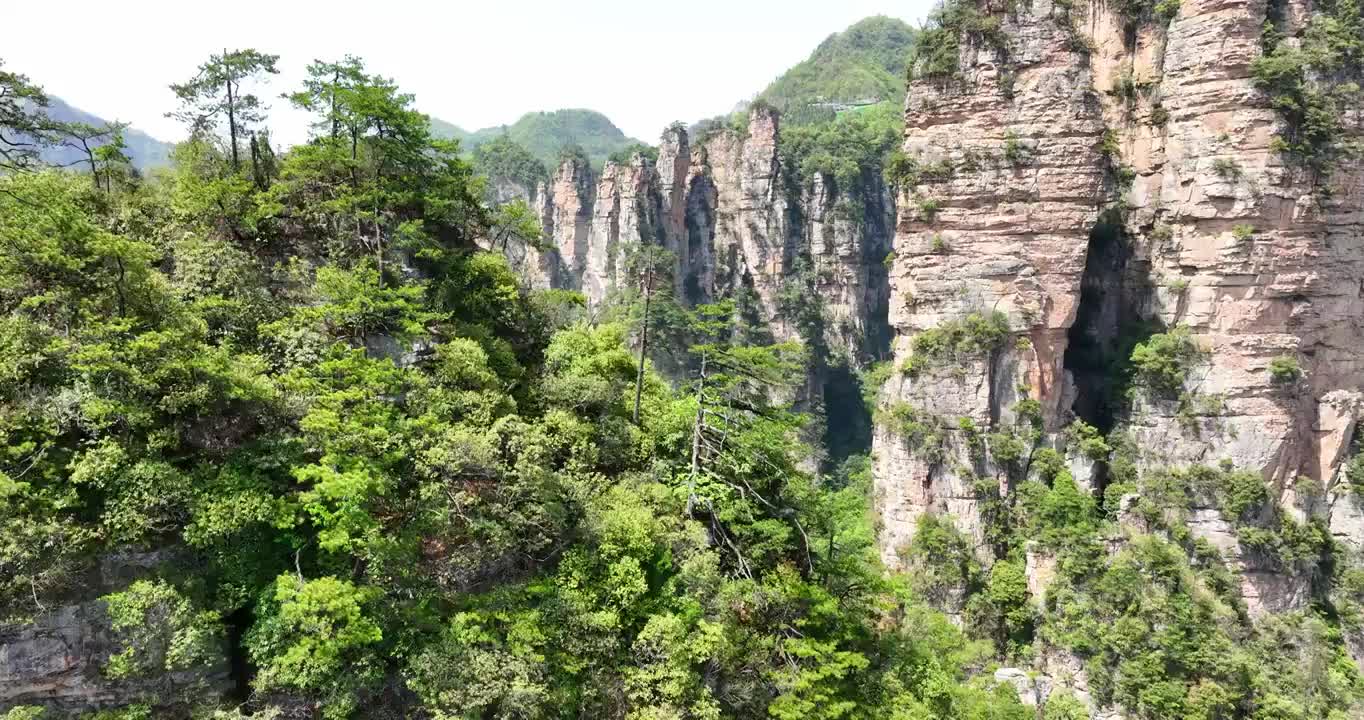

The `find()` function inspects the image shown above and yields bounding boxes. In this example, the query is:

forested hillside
[433,108,641,172]
[0,50,1028,720]
[6,0,1364,716]
[757,16,914,125]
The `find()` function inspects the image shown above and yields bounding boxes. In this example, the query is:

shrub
[1003,130,1029,165]
[1115,165,1137,189]
[1111,70,1139,103]
[1065,420,1112,461]
[1251,0,1364,175]
[903,514,981,603]
[1212,157,1241,180]
[1346,439,1364,498]
[884,149,920,187]
[912,0,1007,83]
[882,403,946,456]
[1100,129,1122,160]
[909,311,1012,366]
[1130,327,1204,395]
[1268,355,1302,384]
[916,196,941,223]
[1232,224,1255,241]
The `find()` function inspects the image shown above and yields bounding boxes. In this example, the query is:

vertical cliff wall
[872,0,1364,712]
[500,105,894,372]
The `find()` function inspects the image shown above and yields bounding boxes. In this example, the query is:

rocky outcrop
[873,0,1108,563]
[0,551,231,716]
[872,0,1364,596]
[499,107,894,367]
[808,172,895,360]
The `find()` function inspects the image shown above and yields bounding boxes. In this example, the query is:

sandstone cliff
[872,0,1364,713]
[500,106,894,366]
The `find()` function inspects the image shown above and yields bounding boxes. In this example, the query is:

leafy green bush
[1099,129,1122,160]
[916,196,942,222]
[1130,327,1204,395]
[1212,157,1242,180]
[911,0,1007,84]
[904,514,982,603]
[1003,130,1029,165]
[246,576,384,717]
[1269,355,1302,384]
[1065,420,1112,461]
[1252,0,1364,174]
[881,403,946,454]
[101,580,223,680]
[905,311,1012,372]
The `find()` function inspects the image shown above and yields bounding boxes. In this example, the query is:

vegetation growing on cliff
[1253,0,1364,175]
[909,0,1007,86]
[780,101,902,196]
[0,52,1036,720]
[471,133,548,193]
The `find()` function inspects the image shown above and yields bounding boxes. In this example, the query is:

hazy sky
[5,0,934,147]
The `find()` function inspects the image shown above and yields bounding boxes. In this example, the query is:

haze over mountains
[46,16,913,172]
[36,97,174,169]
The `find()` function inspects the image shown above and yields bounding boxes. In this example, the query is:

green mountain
[431,108,640,171]
[428,116,471,144]
[757,16,915,125]
[39,96,174,170]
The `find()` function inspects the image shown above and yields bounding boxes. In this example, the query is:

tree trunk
[632,267,654,425]
[224,52,239,171]
[330,68,340,140]
[686,352,708,516]
[250,133,264,190]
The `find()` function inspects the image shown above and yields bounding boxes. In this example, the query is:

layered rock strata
[490,107,893,365]
[874,0,1364,574]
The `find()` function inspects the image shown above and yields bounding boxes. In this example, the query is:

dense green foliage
[471,133,549,192]
[0,52,1034,720]
[433,108,643,171]
[757,17,915,126]
[909,1,1006,86]
[780,102,902,194]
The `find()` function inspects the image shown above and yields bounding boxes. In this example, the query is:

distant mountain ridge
[756,16,914,125]
[38,96,174,170]
[431,108,640,170]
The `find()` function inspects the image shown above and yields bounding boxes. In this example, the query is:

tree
[0,58,56,173]
[288,56,366,143]
[169,49,280,173]
[277,56,487,266]
[57,121,133,192]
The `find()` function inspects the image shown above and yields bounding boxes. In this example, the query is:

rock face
[872,0,1364,711]
[874,0,1364,569]
[0,551,232,716]
[490,106,894,365]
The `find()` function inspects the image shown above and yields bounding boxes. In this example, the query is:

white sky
[4,0,934,147]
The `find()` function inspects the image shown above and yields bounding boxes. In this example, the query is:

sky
[4,0,935,147]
